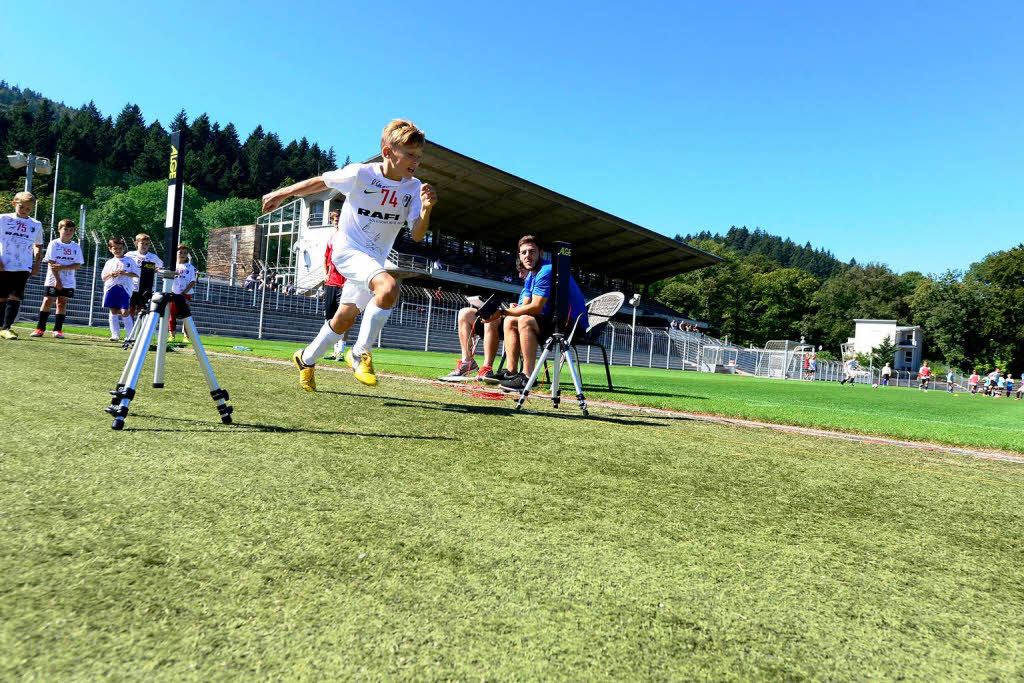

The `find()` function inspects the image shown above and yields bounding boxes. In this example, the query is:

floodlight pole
[24,152,36,193]
[47,153,61,238]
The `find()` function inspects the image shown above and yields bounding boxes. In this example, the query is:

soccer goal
[755,340,813,379]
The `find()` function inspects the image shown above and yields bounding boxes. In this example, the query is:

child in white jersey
[261,119,437,391]
[168,244,197,340]
[101,237,140,341]
[31,219,84,339]
[0,191,44,339]
[125,232,164,325]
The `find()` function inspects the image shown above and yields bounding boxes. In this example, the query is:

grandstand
[207,140,722,325]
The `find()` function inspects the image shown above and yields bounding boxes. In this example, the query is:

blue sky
[3,0,1021,274]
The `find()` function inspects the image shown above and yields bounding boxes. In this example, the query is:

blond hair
[57,218,76,231]
[12,191,35,205]
[135,233,151,242]
[381,119,425,151]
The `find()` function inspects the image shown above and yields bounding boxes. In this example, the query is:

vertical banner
[552,241,572,333]
[164,131,185,262]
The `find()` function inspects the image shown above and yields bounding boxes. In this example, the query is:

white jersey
[172,262,197,294]
[44,239,85,289]
[101,255,140,293]
[0,212,44,271]
[125,250,164,292]
[322,163,422,261]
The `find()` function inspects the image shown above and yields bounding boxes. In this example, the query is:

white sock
[351,302,391,357]
[123,315,134,336]
[334,338,346,358]
[109,313,120,338]
[302,321,342,366]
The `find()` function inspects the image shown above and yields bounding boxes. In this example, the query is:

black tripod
[513,321,588,416]
[106,272,233,430]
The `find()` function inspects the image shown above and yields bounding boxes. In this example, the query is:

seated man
[497,234,589,392]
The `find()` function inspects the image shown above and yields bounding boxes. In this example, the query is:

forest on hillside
[654,231,1023,375]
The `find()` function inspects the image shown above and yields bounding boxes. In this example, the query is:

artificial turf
[19,323,1022,453]
[1,335,1023,678]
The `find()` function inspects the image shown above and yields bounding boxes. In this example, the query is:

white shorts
[332,248,395,311]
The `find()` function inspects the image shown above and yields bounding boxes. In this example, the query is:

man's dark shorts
[533,315,555,343]
[473,314,505,340]
[44,286,75,298]
[324,285,342,320]
[0,271,30,299]
[130,290,153,308]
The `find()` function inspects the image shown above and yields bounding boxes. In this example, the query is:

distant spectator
[433,258,442,270]
[969,370,980,394]
[1005,374,1014,399]
[285,283,296,296]
[244,272,259,290]
[881,362,891,386]
[670,320,678,330]
[946,368,956,393]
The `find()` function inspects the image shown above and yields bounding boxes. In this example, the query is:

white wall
[853,321,896,355]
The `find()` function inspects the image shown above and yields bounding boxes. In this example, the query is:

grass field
[2,333,1023,678]
[22,323,1024,453]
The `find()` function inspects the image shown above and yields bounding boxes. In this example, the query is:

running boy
[262,119,437,391]
[31,219,84,338]
[168,244,196,340]
[101,237,140,341]
[968,369,980,394]
[0,191,44,339]
[125,233,164,324]
[918,362,931,391]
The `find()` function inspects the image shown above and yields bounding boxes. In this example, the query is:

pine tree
[107,104,147,172]
[131,121,169,179]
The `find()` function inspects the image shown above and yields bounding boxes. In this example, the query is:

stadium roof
[365,141,722,283]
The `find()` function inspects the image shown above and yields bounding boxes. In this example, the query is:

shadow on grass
[312,390,664,427]
[127,414,454,440]
[583,386,709,399]
[384,399,665,427]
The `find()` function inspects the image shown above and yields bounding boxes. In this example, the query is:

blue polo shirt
[521,262,589,331]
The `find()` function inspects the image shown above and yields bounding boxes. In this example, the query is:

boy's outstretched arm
[262,176,330,213]
[410,184,437,242]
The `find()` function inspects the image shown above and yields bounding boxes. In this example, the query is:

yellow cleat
[0,329,18,340]
[347,348,377,386]
[292,350,316,392]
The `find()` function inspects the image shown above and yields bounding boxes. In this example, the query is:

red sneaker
[52,331,65,339]
[30,329,44,337]
[477,365,493,379]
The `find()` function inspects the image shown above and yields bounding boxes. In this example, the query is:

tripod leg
[110,315,149,410]
[550,342,562,408]
[565,346,589,417]
[184,318,234,425]
[514,336,556,411]
[107,311,161,430]
[153,308,170,388]
[122,311,142,350]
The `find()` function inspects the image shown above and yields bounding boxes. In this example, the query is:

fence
[12,265,967,390]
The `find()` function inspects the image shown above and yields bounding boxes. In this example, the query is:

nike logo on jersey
[363,190,378,194]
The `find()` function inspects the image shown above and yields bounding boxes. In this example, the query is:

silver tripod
[106,271,233,430]
[513,320,588,416]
